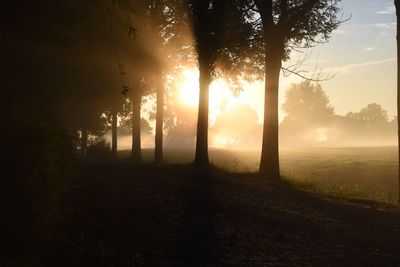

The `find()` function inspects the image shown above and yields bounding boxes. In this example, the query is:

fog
[111,80,397,151]
[1,1,398,201]
[106,76,398,202]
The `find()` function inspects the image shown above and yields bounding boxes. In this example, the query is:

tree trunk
[111,104,118,159]
[396,0,400,203]
[259,46,282,180]
[155,76,164,164]
[194,57,211,167]
[131,93,142,163]
[81,127,88,160]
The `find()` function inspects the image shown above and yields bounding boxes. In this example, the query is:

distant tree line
[280,81,397,147]
[161,80,396,149]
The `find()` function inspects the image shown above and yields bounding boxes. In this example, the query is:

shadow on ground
[20,161,400,266]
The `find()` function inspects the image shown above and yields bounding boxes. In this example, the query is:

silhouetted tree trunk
[395,0,400,203]
[194,55,211,167]
[259,41,283,179]
[111,104,118,158]
[258,18,285,179]
[131,93,142,163]
[81,126,88,160]
[252,0,341,180]
[155,76,163,163]
[190,0,256,167]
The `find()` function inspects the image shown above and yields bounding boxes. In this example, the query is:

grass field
[119,146,399,202]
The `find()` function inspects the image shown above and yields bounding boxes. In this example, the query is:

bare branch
[281,66,334,82]
[281,51,339,82]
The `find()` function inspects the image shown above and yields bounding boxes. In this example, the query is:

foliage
[86,136,112,160]
[248,0,343,60]
[188,0,264,84]
[280,82,396,147]
[211,104,262,147]
[345,103,389,129]
[119,117,154,136]
[164,103,198,148]
[332,104,396,145]
[281,81,334,130]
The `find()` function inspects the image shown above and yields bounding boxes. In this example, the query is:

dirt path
[48,162,400,266]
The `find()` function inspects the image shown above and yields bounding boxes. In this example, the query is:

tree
[186,0,216,167]
[165,105,198,149]
[118,0,188,163]
[354,103,389,128]
[107,0,160,163]
[281,81,334,130]
[395,0,400,202]
[162,70,199,149]
[107,4,123,159]
[248,0,342,179]
[188,0,260,167]
[211,104,262,148]
[0,1,90,255]
[130,80,147,163]
[69,1,129,160]
[0,1,122,160]
[280,81,334,146]
[330,104,395,147]
[147,0,190,164]
[140,0,168,164]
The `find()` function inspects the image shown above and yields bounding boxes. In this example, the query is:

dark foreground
[36,162,400,265]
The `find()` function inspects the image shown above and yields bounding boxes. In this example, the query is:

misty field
[120,146,399,202]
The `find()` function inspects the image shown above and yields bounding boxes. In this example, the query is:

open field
[119,146,399,201]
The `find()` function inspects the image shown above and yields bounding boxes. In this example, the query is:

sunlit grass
[116,147,399,204]
[283,175,397,204]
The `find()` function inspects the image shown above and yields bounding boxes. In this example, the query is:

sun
[177,69,240,122]
[209,79,233,113]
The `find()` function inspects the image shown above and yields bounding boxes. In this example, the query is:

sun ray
[178,69,199,107]
[177,68,243,125]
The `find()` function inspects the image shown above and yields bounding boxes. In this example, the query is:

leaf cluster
[187,0,265,82]
[247,0,344,61]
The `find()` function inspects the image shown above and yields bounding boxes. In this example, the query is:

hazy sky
[289,0,396,117]
[234,0,398,123]
[317,0,396,116]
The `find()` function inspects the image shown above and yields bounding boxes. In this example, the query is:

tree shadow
[273,178,400,256]
[175,168,223,266]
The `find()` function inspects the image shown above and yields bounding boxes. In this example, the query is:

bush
[86,136,111,160]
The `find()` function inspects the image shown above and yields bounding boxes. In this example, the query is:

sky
[231,0,398,123]
[315,0,397,118]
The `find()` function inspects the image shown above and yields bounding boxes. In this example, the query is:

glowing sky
[280,0,397,120]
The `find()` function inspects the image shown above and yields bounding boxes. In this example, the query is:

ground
[44,162,400,266]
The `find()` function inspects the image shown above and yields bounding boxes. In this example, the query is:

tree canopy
[282,81,334,129]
